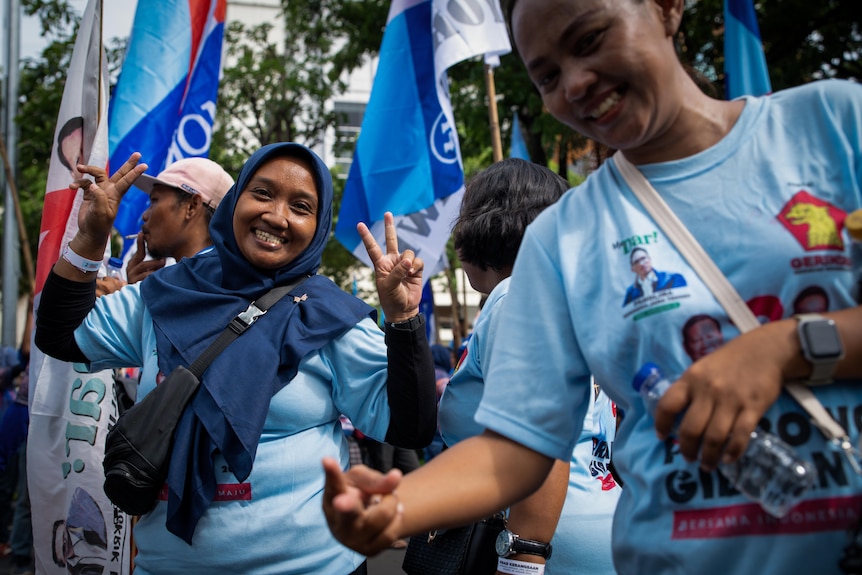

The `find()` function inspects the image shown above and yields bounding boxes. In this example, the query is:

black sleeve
[383,314,437,448]
[34,271,94,363]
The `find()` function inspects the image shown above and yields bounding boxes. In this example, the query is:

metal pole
[2,0,20,346]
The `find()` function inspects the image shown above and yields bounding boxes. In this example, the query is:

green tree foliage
[449,53,592,182]
[680,0,861,93]
[210,0,388,173]
[451,0,860,179]
[211,20,343,171]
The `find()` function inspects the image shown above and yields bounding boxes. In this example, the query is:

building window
[333,101,365,178]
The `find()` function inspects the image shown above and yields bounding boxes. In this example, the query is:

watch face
[495,530,513,557]
[803,320,844,359]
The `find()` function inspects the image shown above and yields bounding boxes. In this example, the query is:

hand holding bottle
[650,321,798,470]
[635,363,814,518]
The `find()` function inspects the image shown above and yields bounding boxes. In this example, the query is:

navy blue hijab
[141,143,373,543]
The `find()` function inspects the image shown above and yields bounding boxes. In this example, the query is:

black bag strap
[187,276,309,378]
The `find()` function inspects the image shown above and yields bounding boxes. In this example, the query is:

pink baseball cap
[135,157,234,209]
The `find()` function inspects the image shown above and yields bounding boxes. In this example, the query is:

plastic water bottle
[106,257,124,280]
[633,362,815,517]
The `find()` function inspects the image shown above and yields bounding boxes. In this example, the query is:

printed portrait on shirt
[792,285,830,315]
[623,247,688,306]
[682,314,724,362]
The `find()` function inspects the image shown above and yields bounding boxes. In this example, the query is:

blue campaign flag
[509,112,530,161]
[109,0,227,255]
[418,280,436,343]
[724,0,772,99]
[336,0,510,281]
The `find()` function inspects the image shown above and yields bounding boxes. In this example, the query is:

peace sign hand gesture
[358,212,424,323]
[70,152,148,246]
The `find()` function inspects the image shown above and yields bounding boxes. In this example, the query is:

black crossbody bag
[402,512,507,575]
[103,279,306,516]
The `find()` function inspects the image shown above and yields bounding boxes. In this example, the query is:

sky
[18,0,138,60]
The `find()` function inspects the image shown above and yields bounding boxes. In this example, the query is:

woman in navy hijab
[36,143,436,575]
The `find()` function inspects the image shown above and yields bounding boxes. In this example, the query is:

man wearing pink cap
[123,157,234,284]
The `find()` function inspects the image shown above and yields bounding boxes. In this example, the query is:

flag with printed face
[28,1,134,573]
[724,0,772,99]
[335,0,511,281]
[109,0,228,256]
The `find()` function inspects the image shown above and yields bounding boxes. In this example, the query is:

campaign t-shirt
[477,79,862,574]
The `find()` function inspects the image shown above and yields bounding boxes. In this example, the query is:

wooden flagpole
[484,63,504,163]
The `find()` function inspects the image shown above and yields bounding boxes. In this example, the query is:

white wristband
[497,557,545,575]
[62,244,102,273]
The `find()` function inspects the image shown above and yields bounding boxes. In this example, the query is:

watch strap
[387,313,424,331]
[794,313,844,385]
[512,536,553,559]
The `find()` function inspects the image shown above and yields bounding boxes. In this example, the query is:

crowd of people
[0,298,32,575]
[2,0,858,573]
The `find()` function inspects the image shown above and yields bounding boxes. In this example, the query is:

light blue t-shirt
[477,79,862,575]
[75,283,395,574]
[439,277,620,574]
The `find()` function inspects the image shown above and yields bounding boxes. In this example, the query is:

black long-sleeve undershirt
[384,315,437,448]
[35,271,93,363]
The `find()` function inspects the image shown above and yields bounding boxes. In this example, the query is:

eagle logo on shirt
[777,191,846,251]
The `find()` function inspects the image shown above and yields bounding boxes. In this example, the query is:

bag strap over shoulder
[614,151,860,472]
[187,276,309,378]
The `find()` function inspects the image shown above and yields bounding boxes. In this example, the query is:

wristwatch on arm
[495,528,553,559]
[795,313,845,385]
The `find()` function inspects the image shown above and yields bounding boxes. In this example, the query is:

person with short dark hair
[439,158,619,574]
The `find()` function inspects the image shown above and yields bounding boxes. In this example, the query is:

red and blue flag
[109,0,227,255]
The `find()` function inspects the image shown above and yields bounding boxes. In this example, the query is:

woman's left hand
[653,320,794,471]
[358,212,424,322]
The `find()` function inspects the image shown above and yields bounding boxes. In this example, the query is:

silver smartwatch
[795,313,844,385]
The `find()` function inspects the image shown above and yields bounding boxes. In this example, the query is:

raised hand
[70,153,148,245]
[321,457,404,556]
[358,212,424,323]
[125,232,166,284]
